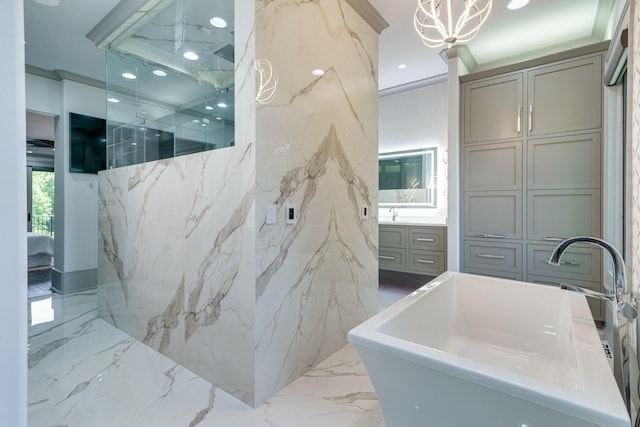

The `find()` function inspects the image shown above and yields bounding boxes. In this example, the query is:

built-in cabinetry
[460,48,605,321]
[379,224,447,276]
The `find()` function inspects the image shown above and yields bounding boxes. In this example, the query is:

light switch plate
[266,204,277,224]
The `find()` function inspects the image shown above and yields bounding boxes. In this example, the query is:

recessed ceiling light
[33,0,60,6]
[183,51,199,61]
[311,69,325,76]
[192,119,201,123]
[217,102,227,108]
[153,69,167,77]
[507,0,529,10]
[201,123,207,127]
[210,17,228,28]
[27,150,33,154]
[205,105,214,111]
[216,117,222,120]
[131,142,137,146]
[122,72,136,80]
[398,64,407,69]
[107,97,120,103]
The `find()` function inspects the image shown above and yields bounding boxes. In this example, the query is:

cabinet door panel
[528,134,601,189]
[379,247,406,271]
[463,73,523,143]
[379,225,406,249]
[464,240,522,273]
[526,243,601,282]
[465,141,522,191]
[527,55,602,136]
[408,227,446,251]
[465,192,522,239]
[527,190,601,241]
[407,250,446,275]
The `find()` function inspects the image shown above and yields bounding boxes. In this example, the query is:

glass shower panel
[105,0,235,169]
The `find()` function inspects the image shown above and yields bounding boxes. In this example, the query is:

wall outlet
[285,204,297,224]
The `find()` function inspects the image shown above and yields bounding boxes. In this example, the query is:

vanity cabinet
[379,224,447,276]
[460,47,605,321]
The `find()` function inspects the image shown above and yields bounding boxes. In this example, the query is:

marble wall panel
[181,146,256,404]
[98,0,257,406]
[254,0,379,404]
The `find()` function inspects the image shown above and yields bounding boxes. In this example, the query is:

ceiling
[370,0,614,90]
[24,0,616,95]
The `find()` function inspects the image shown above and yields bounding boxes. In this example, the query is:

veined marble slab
[254,0,380,403]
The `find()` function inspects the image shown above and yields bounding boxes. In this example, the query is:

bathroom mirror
[379,148,437,208]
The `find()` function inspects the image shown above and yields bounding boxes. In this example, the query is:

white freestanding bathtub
[348,272,630,427]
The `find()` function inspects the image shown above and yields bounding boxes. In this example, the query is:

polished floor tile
[28,282,414,427]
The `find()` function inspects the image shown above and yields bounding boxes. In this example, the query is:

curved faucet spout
[548,236,626,301]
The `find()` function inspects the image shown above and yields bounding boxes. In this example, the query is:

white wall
[26,74,105,277]
[57,80,105,272]
[26,74,60,115]
[0,0,27,425]
[378,79,448,223]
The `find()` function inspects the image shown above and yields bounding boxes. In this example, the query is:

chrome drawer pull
[476,233,506,239]
[379,255,396,261]
[545,259,581,267]
[477,254,506,260]
[416,259,435,264]
[544,236,567,242]
[416,238,435,242]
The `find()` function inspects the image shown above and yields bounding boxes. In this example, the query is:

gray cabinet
[463,73,523,143]
[464,192,522,240]
[464,141,522,191]
[527,134,601,190]
[527,56,602,137]
[527,190,601,241]
[379,224,447,276]
[460,49,604,322]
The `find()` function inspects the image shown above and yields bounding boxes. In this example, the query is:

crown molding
[25,65,105,89]
[379,73,448,97]
[344,0,389,34]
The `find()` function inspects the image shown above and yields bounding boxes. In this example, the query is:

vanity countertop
[378,220,446,227]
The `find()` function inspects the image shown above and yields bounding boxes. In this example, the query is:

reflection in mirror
[379,148,437,207]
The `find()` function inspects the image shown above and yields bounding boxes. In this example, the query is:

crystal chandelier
[414,0,493,48]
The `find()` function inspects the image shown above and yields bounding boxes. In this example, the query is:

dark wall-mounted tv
[69,112,106,174]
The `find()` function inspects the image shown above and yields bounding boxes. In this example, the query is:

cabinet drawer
[464,191,522,239]
[407,250,446,275]
[464,268,523,282]
[527,244,601,283]
[408,227,446,251]
[527,134,601,190]
[527,189,601,241]
[379,247,406,271]
[527,275,603,321]
[464,240,522,273]
[464,141,522,191]
[379,225,407,249]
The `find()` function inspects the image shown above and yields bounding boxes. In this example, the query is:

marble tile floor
[27,283,415,427]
